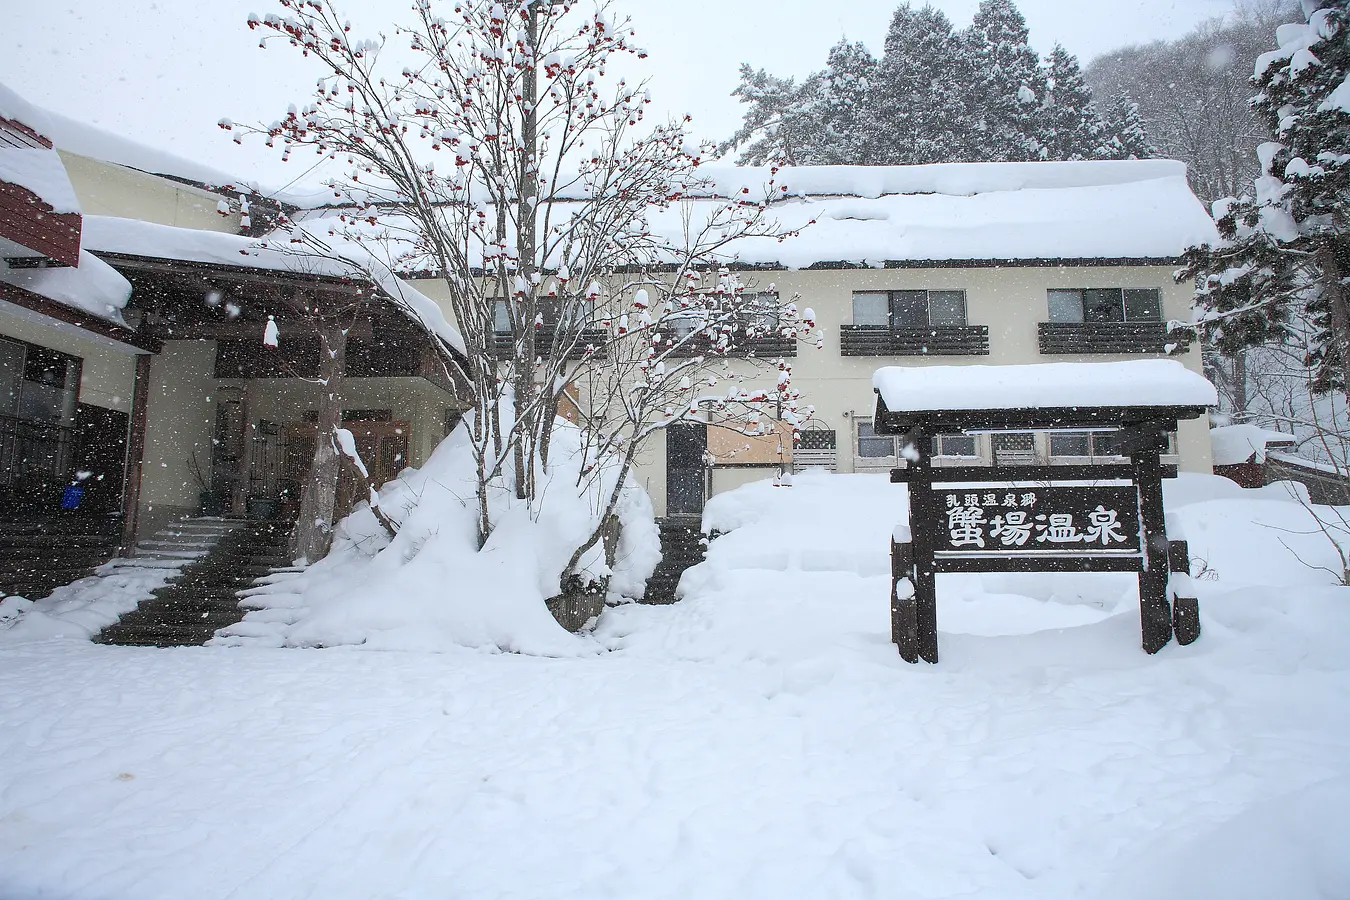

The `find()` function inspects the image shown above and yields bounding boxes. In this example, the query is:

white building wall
[410,262,1214,516]
[58,152,240,232]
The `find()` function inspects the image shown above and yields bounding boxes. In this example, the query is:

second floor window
[493,298,596,333]
[852,290,967,328]
[1047,288,1162,324]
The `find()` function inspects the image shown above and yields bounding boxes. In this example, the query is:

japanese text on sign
[935,486,1140,555]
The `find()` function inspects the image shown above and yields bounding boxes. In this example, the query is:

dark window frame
[1046,288,1163,324]
[851,290,969,328]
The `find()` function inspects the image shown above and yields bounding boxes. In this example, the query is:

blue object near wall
[61,486,85,510]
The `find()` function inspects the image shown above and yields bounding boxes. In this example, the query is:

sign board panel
[932,484,1141,557]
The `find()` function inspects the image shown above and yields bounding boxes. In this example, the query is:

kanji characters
[946,505,987,548]
[1035,513,1083,543]
[1083,506,1127,545]
[989,510,1033,546]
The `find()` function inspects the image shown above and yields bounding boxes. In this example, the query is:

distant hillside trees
[1085,2,1299,205]
[721,0,1149,166]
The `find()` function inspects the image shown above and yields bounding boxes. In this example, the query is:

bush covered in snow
[218,413,660,655]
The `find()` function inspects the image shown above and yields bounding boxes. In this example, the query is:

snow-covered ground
[1,473,1347,899]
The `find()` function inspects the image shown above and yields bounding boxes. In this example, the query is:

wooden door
[666,423,707,516]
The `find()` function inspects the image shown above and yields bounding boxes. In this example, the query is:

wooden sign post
[872,363,1215,664]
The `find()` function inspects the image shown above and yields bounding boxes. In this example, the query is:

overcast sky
[2,0,1245,188]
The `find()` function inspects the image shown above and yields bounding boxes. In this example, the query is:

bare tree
[1086,2,1298,205]
[233,0,813,575]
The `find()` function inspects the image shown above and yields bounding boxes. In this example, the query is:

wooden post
[891,537,918,663]
[119,353,152,554]
[1169,539,1201,646]
[904,426,939,664]
[289,320,348,563]
[1133,443,1173,654]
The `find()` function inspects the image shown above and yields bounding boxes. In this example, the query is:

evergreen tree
[720,65,826,166]
[816,39,877,164]
[1101,92,1159,159]
[1178,0,1350,398]
[964,0,1047,161]
[861,4,975,165]
[1038,44,1111,160]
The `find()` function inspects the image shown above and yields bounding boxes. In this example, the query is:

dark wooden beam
[0,181,82,267]
[0,280,160,352]
[120,353,153,553]
[145,320,374,341]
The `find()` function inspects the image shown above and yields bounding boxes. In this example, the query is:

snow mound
[0,251,132,324]
[1209,423,1297,465]
[219,413,658,655]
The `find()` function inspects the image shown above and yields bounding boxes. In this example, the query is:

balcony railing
[1038,322,1192,355]
[663,331,798,358]
[490,327,608,360]
[839,325,990,356]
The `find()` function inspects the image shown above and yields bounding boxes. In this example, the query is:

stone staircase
[94,521,294,648]
[0,515,123,600]
[644,515,707,603]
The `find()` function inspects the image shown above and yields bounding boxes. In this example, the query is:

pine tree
[964,0,1047,161]
[1101,92,1159,159]
[1039,44,1111,160]
[1178,0,1350,398]
[862,4,975,165]
[720,65,825,166]
[816,39,877,164]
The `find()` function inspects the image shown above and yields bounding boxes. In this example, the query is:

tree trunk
[1320,244,1350,402]
[1232,347,1248,418]
[290,322,349,564]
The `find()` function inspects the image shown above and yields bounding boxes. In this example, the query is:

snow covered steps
[94,521,293,647]
[644,516,707,603]
[0,514,124,601]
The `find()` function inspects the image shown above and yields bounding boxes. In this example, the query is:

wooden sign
[933,484,1141,557]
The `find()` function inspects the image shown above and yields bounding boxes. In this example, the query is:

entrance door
[666,423,707,516]
[278,417,411,521]
[72,404,129,513]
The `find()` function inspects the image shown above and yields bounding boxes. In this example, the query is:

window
[856,420,896,459]
[852,292,890,326]
[1048,430,1165,459]
[851,290,968,327]
[1047,288,1162,323]
[1048,431,1092,457]
[492,299,511,333]
[930,434,978,458]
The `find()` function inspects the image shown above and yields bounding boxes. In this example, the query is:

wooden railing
[839,325,990,356]
[489,327,609,360]
[1038,322,1191,355]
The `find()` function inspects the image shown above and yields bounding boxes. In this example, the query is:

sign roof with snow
[872,360,1218,433]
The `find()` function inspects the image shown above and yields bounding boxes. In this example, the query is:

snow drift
[218,412,659,655]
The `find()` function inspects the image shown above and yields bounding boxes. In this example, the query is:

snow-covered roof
[297,159,1218,270]
[671,161,1218,267]
[0,147,81,215]
[1210,424,1297,466]
[0,251,132,325]
[0,81,245,193]
[83,216,465,355]
[873,360,1218,414]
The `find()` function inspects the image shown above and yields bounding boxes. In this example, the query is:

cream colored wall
[0,311,139,412]
[627,264,1211,513]
[412,265,1214,516]
[59,152,240,232]
[139,340,218,517]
